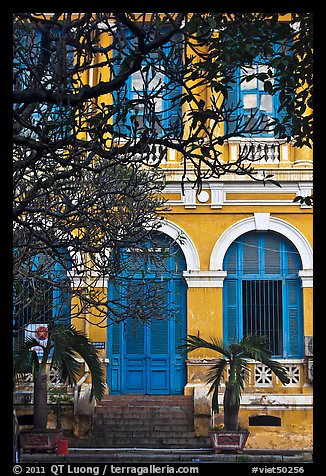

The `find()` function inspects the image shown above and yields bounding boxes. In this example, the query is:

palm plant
[13,322,106,430]
[181,334,290,431]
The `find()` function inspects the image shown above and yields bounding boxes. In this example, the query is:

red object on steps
[56,439,69,455]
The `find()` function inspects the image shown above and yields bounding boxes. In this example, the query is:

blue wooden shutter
[52,258,71,324]
[113,26,134,137]
[224,82,238,134]
[264,234,281,274]
[165,32,182,137]
[224,244,237,275]
[285,279,302,358]
[242,234,259,274]
[287,246,300,274]
[173,280,185,354]
[108,283,122,354]
[126,318,145,354]
[151,319,169,354]
[113,71,132,137]
[224,279,238,345]
[108,282,122,393]
[112,322,121,355]
[150,280,169,354]
[166,84,182,136]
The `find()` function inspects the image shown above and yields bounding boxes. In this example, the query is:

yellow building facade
[69,16,313,450]
[81,145,313,450]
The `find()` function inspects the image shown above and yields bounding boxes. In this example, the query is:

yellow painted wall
[240,409,313,450]
[187,287,223,344]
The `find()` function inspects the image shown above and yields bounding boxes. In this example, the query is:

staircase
[76,395,210,449]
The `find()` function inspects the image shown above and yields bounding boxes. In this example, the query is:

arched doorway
[107,233,187,394]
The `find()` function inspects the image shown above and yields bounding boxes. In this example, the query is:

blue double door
[108,305,186,394]
[107,236,187,395]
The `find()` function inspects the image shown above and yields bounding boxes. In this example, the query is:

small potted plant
[181,334,290,453]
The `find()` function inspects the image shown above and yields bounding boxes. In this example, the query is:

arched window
[223,231,303,358]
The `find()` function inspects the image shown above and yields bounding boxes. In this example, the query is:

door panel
[125,357,147,392]
[124,318,147,393]
[148,357,170,394]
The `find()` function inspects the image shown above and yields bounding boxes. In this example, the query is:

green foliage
[13,13,313,334]
[13,337,41,385]
[294,195,313,206]
[48,387,73,404]
[186,12,313,148]
[51,323,106,402]
[181,334,290,415]
[13,323,106,402]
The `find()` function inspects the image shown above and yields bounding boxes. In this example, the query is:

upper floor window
[239,63,276,135]
[224,43,290,138]
[13,26,74,141]
[114,28,182,139]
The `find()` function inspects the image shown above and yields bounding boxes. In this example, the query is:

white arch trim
[159,219,200,271]
[210,213,313,271]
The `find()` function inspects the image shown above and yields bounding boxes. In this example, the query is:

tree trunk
[33,369,48,430]
[223,382,240,431]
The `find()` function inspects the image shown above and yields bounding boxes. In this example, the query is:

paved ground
[21,447,313,464]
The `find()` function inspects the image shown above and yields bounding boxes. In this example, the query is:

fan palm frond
[50,325,82,386]
[52,348,82,387]
[206,358,228,413]
[51,324,105,402]
[13,337,40,374]
[229,358,249,406]
[180,334,231,359]
[237,334,290,385]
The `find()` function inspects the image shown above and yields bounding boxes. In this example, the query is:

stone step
[97,403,193,411]
[21,448,314,464]
[76,395,205,450]
[97,397,193,408]
[96,404,193,411]
[73,437,211,448]
[100,395,193,402]
[91,429,197,438]
[94,410,193,419]
[92,422,194,432]
[95,403,193,411]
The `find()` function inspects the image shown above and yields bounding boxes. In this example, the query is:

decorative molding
[182,187,197,209]
[254,212,270,230]
[280,143,291,162]
[183,270,227,288]
[210,215,313,271]
[254,364,273,387]
[189,384,313,408]
[197,190,210,203]
[226,137,288,144]
[297,183,313,209]
[209,183,225,209]
[163,179,313,208]
[187,358,218,365]
[159,219,200,271]
[299,270,313,288]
